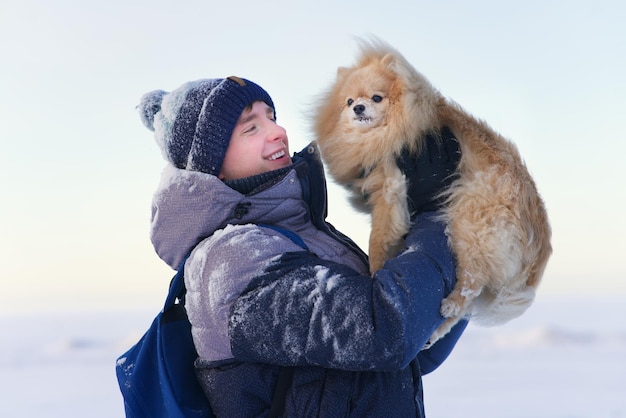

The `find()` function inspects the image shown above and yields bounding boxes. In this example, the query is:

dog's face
[334,60,398,134]
[336,65,393,131]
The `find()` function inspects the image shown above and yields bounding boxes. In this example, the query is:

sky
[1,0,624,315]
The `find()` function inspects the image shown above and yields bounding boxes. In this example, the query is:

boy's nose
[268,124,286,141]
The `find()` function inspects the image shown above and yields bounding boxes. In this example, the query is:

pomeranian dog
[313,39,552,345]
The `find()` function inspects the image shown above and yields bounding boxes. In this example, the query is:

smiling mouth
[354,116,372,123]
[267,149,286,161]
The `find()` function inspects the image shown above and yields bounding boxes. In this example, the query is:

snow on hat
[138,76,275,176]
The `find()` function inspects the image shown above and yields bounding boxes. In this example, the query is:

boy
[139,76,467,417]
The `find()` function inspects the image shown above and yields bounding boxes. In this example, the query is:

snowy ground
[1,294,624,418]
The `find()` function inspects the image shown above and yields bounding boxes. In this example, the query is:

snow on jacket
[150,143,467,417]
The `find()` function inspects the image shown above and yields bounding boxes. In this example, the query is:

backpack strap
[163,255,190,312]
[258,223,309,251]
[269,367,295,418]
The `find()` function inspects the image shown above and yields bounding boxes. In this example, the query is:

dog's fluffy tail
[470,285,536,326]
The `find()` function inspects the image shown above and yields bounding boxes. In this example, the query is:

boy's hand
[396,127,461,219]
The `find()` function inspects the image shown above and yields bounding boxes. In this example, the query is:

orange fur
[313,39,552,346]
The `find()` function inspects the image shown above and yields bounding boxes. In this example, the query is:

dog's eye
[372,95,383,103]
[347,98,354,106]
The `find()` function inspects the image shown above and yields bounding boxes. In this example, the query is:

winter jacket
[150,143,467,417]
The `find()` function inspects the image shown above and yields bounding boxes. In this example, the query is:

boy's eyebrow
[237,111,256,126]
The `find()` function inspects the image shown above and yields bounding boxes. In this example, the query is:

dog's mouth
[354,116,373,124]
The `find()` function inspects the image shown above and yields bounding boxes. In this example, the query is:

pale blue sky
[1,0,624,314]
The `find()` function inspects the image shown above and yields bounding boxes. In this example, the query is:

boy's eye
[347,98,354,106]
[372,95,383,103]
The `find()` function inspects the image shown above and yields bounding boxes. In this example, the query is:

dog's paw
[440,298,462,318]
[421,340,434,351]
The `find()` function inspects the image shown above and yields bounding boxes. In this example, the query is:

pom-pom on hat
[138,76,275,176]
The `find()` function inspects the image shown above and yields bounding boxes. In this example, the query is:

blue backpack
[116,225,307,417]
[116,255,213,418]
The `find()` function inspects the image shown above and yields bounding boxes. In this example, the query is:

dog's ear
[381,53,397,69]
[336,67,349,82]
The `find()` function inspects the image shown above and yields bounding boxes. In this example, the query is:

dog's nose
[353,104,365,115]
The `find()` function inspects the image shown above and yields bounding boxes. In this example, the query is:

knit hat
[138,76,275,176]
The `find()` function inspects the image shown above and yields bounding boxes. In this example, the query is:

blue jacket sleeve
[229,212,460,371]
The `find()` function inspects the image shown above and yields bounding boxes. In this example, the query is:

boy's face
[219,101,292,181]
